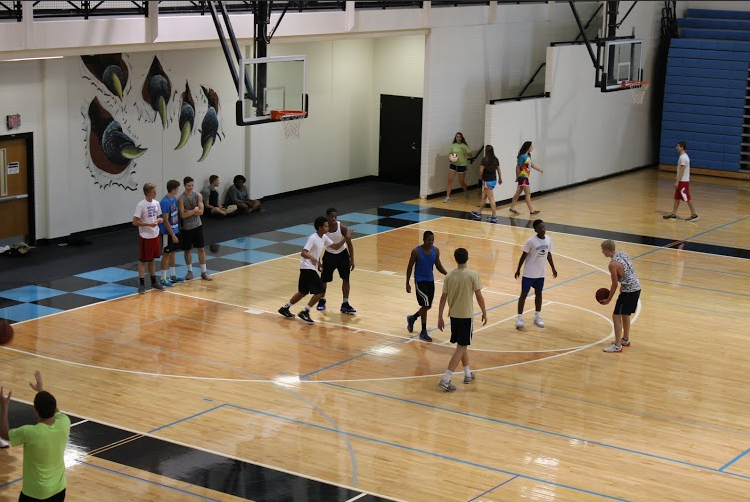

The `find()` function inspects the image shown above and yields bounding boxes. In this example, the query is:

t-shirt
[481,157,499,181]
[449,142,472,167]
[159,194,179,235]
[517,154,531,180]
[226,184,249,205]
[134,198,162,239]
[442,267,482,319]
[9,412,71,500]
[201,187,220,208]
[522,235,553,279]
[180,191,202,231]
[677,152,690,182]
[300,232,334,270]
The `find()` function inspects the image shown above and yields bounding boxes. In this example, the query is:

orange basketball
[595,288,609,303]
[0,320,13,345]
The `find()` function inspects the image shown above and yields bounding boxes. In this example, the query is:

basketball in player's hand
[595,288,609,303]
[0,320,14,345]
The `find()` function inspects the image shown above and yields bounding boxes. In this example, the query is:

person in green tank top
[2,371,70,502]
[444,132,474,203]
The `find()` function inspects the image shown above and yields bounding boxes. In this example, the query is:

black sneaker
[152,282,165,291]
[418,330,433,342]
[340,302,356,314]
[662,213,676,219]
[298,310,314,323]
[316,299,326,311]
[686,214,699,222]
[406,315,416,333]
[278,306,294,318]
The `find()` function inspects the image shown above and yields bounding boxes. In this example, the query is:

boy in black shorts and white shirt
[279,216,353,323]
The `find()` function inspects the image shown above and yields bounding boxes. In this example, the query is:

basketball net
[280,112,305,140]
[625,81,650,105]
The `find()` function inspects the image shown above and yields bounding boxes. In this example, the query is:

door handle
[0,194,28,203]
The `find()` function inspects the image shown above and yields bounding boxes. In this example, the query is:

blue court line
[322,382,750,482]
[635,258,750,278]
[0,478,21,490]
[720,446,750,471]
[467,475,519,502]
[77,459,226,501]
[220,403,632,502]
[149,404,227,433]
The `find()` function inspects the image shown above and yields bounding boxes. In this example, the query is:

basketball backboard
[600,39,643,91]
[236,55,307,126]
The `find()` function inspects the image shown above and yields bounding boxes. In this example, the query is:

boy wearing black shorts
[278,216,353,323]
[405,231,448,342]
[599,239,642,353]
[437,248,487,391]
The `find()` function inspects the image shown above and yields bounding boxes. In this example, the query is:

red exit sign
[6,114,21,130]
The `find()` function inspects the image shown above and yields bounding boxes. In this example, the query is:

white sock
[187,264,193,272]
[343,297,348,303]
[535,311,542,318]
[169,267,176,277]
[161,270,167,280]
[464,365,471,376]
[517,314,523,320]
[201,263,207,273]
[442,370,452,382]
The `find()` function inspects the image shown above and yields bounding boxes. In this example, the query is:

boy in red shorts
[663,141,698,222]
[133,183,165,294]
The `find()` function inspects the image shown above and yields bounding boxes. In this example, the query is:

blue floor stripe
[467,475,519,501]
[720,446,750,471]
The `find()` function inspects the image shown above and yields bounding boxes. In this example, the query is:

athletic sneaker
[298,310,314,323]
[200,272,213,281]
[662,213,676,219]
[687,214,699,222]
[406,315,416,333]
[621,339,630,347]
[438,380,456,392]
[515,318,524,329]
[159,278,174,287]
[138,284,146,294]
[534,316,545,328]
[152,282,165,291]
[487,216,498,223]
[443,197,450,203]
[418,330,433,342]
[316,299,327,311]
[603,343,622,353]
[340,303,357,314]
[470,211,482,220]
[185,270,194,280]
[278,306,294,318]
[464,372,475,384]
[170,275,184,282]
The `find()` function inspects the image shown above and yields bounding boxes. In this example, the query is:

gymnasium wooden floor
[1,169,749,501]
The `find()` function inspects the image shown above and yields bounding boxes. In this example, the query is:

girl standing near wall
[444,132,473,203]
[509,141,542,215]
[470,145,501,223]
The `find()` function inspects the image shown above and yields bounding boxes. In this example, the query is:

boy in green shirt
[1,371,70,501]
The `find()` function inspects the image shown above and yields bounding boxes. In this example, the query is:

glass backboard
[236,55,307,126]
[602,39,643,91]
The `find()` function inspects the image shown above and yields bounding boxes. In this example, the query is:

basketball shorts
[449,317,473,346]
[139,236,161,263]
[162,233,180,253]
[674,181,691,201]
[483,180,497,190]
[449,164,467,173]
[19,488,66,502]
[521,276,544,293]
[614,290,640,316]
[516,176,530,186]
[321,249,351,282]
[415,281,435,308]
[180,225,205,250]
[298,269,325,295]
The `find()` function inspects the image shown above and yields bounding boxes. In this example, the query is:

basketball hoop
[621,81,650,105]
[271,110,307,139]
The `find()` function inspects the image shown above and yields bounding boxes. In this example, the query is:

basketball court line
[466,475,519,502]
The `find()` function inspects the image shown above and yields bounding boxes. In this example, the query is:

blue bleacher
[660,12,750,173]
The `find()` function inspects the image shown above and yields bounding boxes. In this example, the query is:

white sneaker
[443,197,450,203]
[603,343,622,353]
[534,316,545,328]
[515,318,524,329]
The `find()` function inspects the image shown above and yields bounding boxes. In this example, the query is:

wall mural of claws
[81,54,129,100]
[141,56,171,129]
[175,81,195,150]
[88,97,147,175]
[198,85,220,162]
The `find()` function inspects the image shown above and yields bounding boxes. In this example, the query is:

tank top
[325,222,347,255]
[612,251,640,293]
[482,157,499,181]
[414,246,436,282]
[180,191,201,230]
